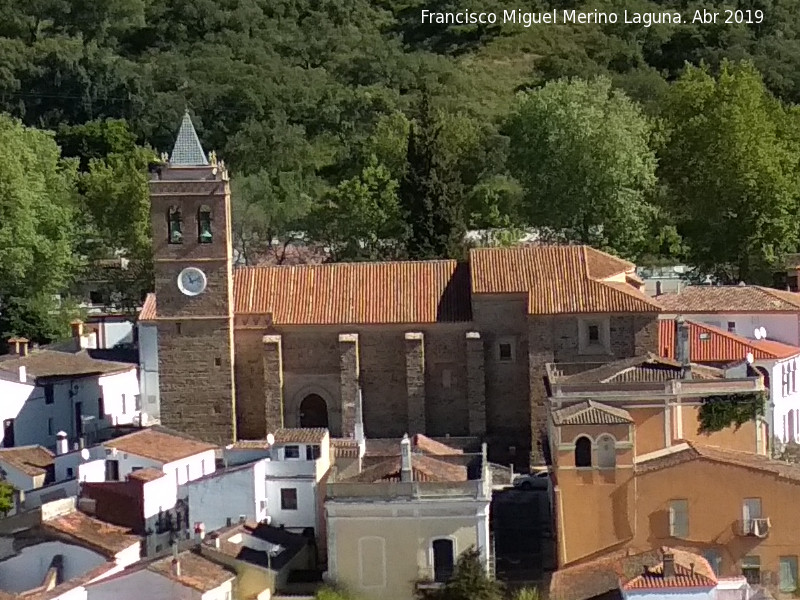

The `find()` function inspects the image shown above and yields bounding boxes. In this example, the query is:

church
[142,114,661,465]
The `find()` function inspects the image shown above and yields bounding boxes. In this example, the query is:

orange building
[545,353,800,593]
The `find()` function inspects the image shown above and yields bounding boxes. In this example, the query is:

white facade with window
[136,318,160,424]
[0,366,139,451]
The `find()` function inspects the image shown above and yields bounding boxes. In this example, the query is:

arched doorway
[300,394,329,428]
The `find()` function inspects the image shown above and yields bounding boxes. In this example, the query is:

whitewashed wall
[137,323,160,423]
[97,369,140,427]
[0,541,105,593]
[183,460,264,532]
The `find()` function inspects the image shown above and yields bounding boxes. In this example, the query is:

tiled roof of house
[551,401,633,426]
[549,547,716,600]
[148,551,234,592]
[0,446,54,477]
[636,441,800,484]
[342,454,467,483]
[659,319,800,362]
[410,434,464,456]
[24,562,116,600]
[551,354,725,384]
[470,246,661,315]
[274,428,328,444]
[658,285,800,313]
[232,260,472,324]
[127,468,166,482]
[42,510,140,558]
[623,558,717,590]
[138,293,156,322]
[0,348,134,380]
[106,426,217,464]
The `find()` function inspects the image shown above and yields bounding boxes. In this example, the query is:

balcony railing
[739,518,771,538]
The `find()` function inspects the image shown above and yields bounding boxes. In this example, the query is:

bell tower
[148,112,236,444]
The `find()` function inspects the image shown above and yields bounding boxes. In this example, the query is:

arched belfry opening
[300,394,329,428]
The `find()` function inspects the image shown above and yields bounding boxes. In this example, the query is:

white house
[137,294,160,425]
[657,285,800,346]
[86,550,235,600]
[219,428,332,534]
[0,332,140,451]
[0,445,55,491]
[101,426,218,484]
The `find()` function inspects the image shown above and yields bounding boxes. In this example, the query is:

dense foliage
[697,391,767,433]
[417,547,505,600]
[5,0,800,339]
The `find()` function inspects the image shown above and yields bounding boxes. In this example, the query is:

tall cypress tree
[399,92,466,260]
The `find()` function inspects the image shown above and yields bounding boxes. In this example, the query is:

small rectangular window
[280,488,298,510]
[214,357,222,367]
[45,384,54,405]
[121,394,127,414]
[588,325,600,342]
[728,321,736,332]
[498,343,512,361]
[66,467,74,479]
[98,396,105,419]
[780,556,798,593]
[47,418,53,436]
[742,556,761,585]
[134,395,142,411]
[284,445,300,459]
[306,445,321,460]
[669,499,689,538]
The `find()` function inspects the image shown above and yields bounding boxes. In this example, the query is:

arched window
[597,434,616,469]
[198,205,212,244]
[432,538,455,583]
[574,436,592,468]
[168,206,183,244]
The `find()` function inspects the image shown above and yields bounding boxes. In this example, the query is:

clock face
[177,267,207,296]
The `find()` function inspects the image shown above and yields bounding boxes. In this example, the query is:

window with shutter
[780,557,798,592]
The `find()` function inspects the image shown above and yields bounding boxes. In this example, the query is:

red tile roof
[139,293,156,322]
[147,551,234,592]
[43,510,140,558]
[551,401,633,426]
[470,246,661,315]
[274,428,328,444]
[0,349,134,380]
[343,454,468,483]
[232,261,472,324]
[0,446,54,477]
[622,551,717,590]
[106,426,217,464]
[659,319,800,362]
[128,468,166,482]
[658,285,800,313]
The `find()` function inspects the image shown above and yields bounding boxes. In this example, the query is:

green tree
[417,547,504,600]
[660,61,800,284]
[310,157,406,262]
[505,76,658,260]
[0,482,14,516]
[0,114,78,342]
[399,94,467,260]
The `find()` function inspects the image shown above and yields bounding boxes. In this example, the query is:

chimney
[9,337,30,357]
[675,318,691,379]
[690,562,695,577]
[56,431,69,455]
[656,281,663,296]
[18,366,26,383]
[400,433,412,482]
[662,551,675,579]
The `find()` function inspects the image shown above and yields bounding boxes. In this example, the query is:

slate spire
[170,111,209,166]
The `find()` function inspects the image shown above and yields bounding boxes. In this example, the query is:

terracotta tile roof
[659,319,800,362]
[636,440,800,483]
[411,434,463,456]
[228,440,272,450]
[551,401,633,426]
[274,428,328,444]
[127,468,166,482]
[232,260,472,324]
[43,510,140,558]
[549,547,716,600]
[623,558,716,590]
[147,550,234,592]
[0,349,134,380]
[138,293,156,322]
[469,246,661,315]
[106,426,217,464]
[342,454,467,483]
[658,285,800,313]
[0,446,54,477]
[550,354,725,384]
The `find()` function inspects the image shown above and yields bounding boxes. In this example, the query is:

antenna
[754,328,763,340]
[80,448,90,461]
[760,327,767,339]
[266,433,275,446]
[746,352,754,364]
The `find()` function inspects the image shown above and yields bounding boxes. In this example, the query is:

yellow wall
[330,516,480,600]
[631,407,666,455]
[678,405,760,453]
[634,458,800,584]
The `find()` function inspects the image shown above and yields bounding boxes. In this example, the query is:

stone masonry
[405,332,426,434]
[466,332,487,436]
[338,333,360,438]
[262,334,284,435]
